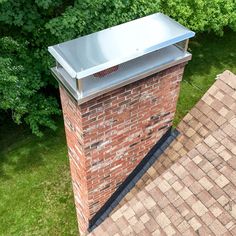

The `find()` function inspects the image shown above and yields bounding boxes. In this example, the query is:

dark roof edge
[88,126,179,232]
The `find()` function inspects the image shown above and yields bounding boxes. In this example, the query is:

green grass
[174,30,236,124]
[0,30,236,236]
[0,120,78,236]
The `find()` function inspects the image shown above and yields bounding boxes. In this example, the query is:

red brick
[59,64,186,234]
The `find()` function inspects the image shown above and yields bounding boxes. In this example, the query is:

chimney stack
[48,13,195,235]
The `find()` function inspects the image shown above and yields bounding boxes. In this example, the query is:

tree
[160,0,236,35]
[0,0,235,135]
[0,0,72,136]
[0,37,60,136]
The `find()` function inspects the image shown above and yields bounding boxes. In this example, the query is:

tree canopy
[0,0,235,136]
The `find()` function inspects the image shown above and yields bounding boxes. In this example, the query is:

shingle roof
[89,70,236,236]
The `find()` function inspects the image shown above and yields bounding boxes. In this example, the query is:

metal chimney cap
[48,13,195,80]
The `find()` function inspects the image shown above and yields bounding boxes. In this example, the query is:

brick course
[59,63,186,235]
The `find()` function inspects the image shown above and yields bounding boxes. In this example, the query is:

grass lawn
[0,30,236,236]
[0,120,78,236]
[175,30,236,124]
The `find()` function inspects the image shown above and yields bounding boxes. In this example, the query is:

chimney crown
[48,13,194,103]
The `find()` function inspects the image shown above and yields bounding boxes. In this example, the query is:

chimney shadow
[0,117,66,179]
[183,30,236,86]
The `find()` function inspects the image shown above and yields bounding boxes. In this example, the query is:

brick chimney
[48,13,195,235]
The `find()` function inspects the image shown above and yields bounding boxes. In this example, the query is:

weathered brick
[59,64,186,234]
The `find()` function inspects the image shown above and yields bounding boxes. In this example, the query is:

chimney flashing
[88,128,179,232]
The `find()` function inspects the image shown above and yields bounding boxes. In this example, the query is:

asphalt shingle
[89,71,236,236]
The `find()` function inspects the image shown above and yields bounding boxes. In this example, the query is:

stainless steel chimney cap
[48,13,195,80]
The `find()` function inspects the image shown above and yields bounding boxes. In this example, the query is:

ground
[0,30,236,235]
[0,120,78,235]
[175,30,236,124]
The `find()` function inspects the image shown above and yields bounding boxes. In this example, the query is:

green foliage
[0,37,60,136]
[0,0,235,135]
[46,0,161,41]
[160,0,236,35]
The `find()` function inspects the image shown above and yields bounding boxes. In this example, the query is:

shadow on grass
[0,115,66,179]
[0,115,77,236]
[174,30,236,125]
[185,30,236,81]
